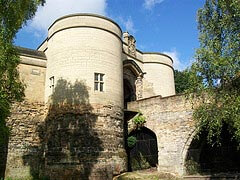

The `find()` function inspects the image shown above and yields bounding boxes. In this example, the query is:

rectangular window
[49,76,54,93]
[100,74,104,81]
[94,73,104,92]
[100,82,104,91]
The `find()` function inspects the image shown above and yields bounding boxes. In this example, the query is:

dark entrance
[124,79,136,109]
[128,127,158,171]
[186,126,240,175]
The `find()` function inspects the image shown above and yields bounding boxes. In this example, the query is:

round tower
[44,14,126,179]
[45,13,123,106]
[143,53,175,97]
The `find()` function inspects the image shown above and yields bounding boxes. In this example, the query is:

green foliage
[0,0,45,42]
[127,136,137,148]
[174,69,192,94]
[185,159,200,175]
[0,2,45,178]
[131,152,151,171]
[188,0,240,145]
[0,0,45,143]
[133,113,146,128]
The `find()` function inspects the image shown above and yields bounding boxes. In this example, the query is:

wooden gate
[128,127,158,171]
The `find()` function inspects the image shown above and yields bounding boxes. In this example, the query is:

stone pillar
[135,74,144,100]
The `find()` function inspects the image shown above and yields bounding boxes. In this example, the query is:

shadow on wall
[128,127,158,172]
[185,125,240,176]
[0,121,8,179]
[23,78,104,180]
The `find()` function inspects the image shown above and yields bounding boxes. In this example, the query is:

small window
[100,82,104,91]
[49,76,54,93]
[94,73,104,92]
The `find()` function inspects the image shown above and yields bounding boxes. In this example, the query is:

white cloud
[163,49,183,70]
[28,0,107,34]
[124,17,136,34]
[143,0,164,10]
[118,16,136,35]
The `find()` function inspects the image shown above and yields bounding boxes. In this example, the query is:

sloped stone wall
[5,101,127,180]
[127,95,195,176]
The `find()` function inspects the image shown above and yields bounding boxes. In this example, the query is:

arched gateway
[128,127,158,171]
[185,126,240,174]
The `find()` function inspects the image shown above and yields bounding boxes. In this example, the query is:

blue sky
[14,0,205,70]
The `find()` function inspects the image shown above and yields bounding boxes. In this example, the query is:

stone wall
[5,101,127,180]
[5,101,47,179]
[43,103,127,180]
[127,94,195,176]
[19,56,46,103]
[4,95,197,179]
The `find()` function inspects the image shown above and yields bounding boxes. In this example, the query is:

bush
[185,159,200,175]
[127,136,137,148]
[131,152,151,171]
[133,113,146,129]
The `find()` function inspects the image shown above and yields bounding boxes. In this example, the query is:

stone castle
[3,13,237,180]
[0,13,193,180]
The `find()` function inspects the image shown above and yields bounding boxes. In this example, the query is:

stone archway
[123,60,144,109]
[184,126,240,175]
[124,79,136,109]
[128,127,158,171]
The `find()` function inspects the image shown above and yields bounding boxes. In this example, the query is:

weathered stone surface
[4,13,182,180]
[5,101,47,179]
[5,101,127,180]
[128,95,195,176]
[4,95,197,179]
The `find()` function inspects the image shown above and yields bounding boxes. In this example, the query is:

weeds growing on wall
[132,113,146,129]
[127,136,137,149]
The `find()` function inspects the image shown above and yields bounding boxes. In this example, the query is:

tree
[0,0,45,143]
[188,0,240,145]
[174,69,192,94]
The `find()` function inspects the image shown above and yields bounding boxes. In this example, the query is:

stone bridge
[127,94,196,176]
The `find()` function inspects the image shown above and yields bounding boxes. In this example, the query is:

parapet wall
[17,47,47,103]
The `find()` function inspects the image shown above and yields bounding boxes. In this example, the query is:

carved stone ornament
[135,75,143,100]
[128,35,136,57]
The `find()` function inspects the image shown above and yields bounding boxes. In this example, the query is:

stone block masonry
[2,13,180,179]
[5,102,47,179]
[128,95,195,176]
[5,101,127,180]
